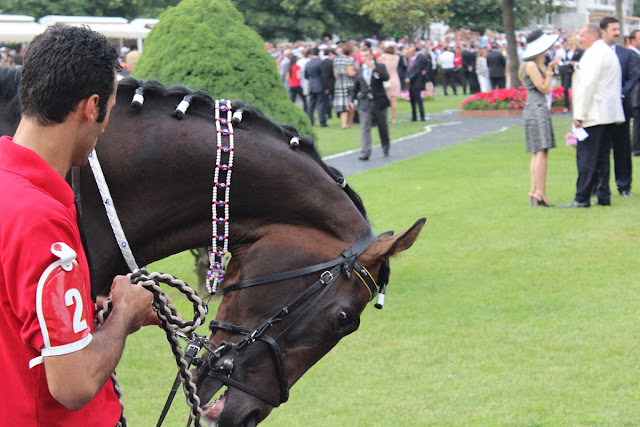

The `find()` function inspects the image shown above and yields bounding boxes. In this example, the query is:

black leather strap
[207,370,281,408]
[223,228,377,294]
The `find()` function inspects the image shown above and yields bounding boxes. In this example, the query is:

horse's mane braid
[117,77,369,221]
[0,67,22,119]
[230,101,368,221]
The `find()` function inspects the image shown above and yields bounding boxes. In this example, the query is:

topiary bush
[133,0,313,137]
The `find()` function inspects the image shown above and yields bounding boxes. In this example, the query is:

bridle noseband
[199,228,384,408]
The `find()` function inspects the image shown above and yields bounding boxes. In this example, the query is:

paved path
[324,110,571,177]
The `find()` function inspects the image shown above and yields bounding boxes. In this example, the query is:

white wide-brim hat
[523,31,559,60]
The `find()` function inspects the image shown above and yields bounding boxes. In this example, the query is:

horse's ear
[381,218,425,257]
[362,218,426,263]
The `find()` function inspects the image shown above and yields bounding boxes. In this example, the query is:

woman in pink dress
[378,44,401,124]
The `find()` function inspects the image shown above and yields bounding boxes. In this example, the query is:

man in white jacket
[562,23,625,208]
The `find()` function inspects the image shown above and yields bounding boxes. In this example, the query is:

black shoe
[320,123,328,128]
[358,156,369,161]
[383,149,389,157]
[619,190,633,197]
[634,152,640,157]
[560,200,590,208]
[411,118,417,122]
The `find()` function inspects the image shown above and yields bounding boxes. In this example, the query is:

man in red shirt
[0,25,157,425]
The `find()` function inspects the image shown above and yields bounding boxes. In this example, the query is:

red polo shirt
[0,136,121,426]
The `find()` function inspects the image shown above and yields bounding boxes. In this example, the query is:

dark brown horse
[0,67,425,426]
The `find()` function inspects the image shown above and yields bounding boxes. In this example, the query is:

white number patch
[65,288,88,333]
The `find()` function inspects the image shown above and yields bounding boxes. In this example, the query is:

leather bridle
[197,228,383,408]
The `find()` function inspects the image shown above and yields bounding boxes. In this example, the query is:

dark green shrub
[133,0,313,136]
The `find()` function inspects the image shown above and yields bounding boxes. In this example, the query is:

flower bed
[460,86,568,111]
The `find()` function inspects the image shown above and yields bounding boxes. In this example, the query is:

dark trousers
[409,87,425,120]
[308,91,327,126]
[359,106,390,157]
[455,68,467,94]
[442,69,457,95]
[632,107,640,155]
[490,76,506,90]
[561,72,573,109]
[611,118,632,192]
[290,86,308,114]
[464,70,479,94]
[575,124,614,203]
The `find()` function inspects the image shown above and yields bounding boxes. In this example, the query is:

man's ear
[81,94,100,123]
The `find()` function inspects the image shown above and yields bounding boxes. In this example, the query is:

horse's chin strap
[204,228,380,408]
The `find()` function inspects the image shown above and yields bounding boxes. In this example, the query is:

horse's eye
[338,311,352,327]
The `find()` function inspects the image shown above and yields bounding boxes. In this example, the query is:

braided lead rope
[88,149,139,272]
[206,99,234,295]
[97,270,207,427]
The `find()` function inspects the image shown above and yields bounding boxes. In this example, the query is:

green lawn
[117,116,640,426]
[314,95,467,157]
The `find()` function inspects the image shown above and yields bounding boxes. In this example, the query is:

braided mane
[117,77,368,221]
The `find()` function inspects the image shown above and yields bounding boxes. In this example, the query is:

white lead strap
[88,149,139,272]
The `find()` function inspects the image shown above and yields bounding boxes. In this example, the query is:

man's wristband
[546,71,554,76]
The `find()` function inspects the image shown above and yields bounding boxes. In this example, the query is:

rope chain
[97,269,208,427]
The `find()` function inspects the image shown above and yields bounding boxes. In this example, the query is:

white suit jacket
[572,39,625,127]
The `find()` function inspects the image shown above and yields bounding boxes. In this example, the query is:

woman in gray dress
[521,30,562,207]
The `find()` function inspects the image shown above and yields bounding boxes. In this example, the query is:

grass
[116,114,640,426]
[313,95,467,157]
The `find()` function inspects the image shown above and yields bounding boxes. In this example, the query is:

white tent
[0,15,47,44]
[38,16,152,51]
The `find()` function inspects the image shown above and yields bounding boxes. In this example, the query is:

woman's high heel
[535,193,554,207]
[528,192,538,207]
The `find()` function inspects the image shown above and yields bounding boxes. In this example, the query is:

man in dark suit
[397,46,409,91]
[406,46,429,121]
[486,45,506,89]
[462,43,479,94]
[320,49,336,123]
[601,17,638,197]
[628,30,640,157]
[351,48,390,160]
[304,47,327,127]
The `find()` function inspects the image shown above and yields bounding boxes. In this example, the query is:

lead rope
[97,270,207,427]
[88,149,139,272]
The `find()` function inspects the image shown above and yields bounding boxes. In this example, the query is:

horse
[0,67,425,426]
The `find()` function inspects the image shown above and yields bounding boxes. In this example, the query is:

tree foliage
[0,0,180,20]
[230,0,381,41]
[361,0,449,40]
[133,0,313,136]
[446,0,561,32]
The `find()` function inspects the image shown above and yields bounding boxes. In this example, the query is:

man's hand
[573,119,583,127]
[109,275,157,333]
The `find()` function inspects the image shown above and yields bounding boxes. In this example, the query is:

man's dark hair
[600,16,619,30]
[630,29,640,40]
[310,47,319,56]
[20,25,121,126]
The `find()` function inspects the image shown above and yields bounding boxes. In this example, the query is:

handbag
[383,80,391,89]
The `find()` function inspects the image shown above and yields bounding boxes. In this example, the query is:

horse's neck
[84,97,368,294]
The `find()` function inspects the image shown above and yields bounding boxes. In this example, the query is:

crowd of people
[268,21,640,203]
[521,17,638,208]
[0,46,24,68]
